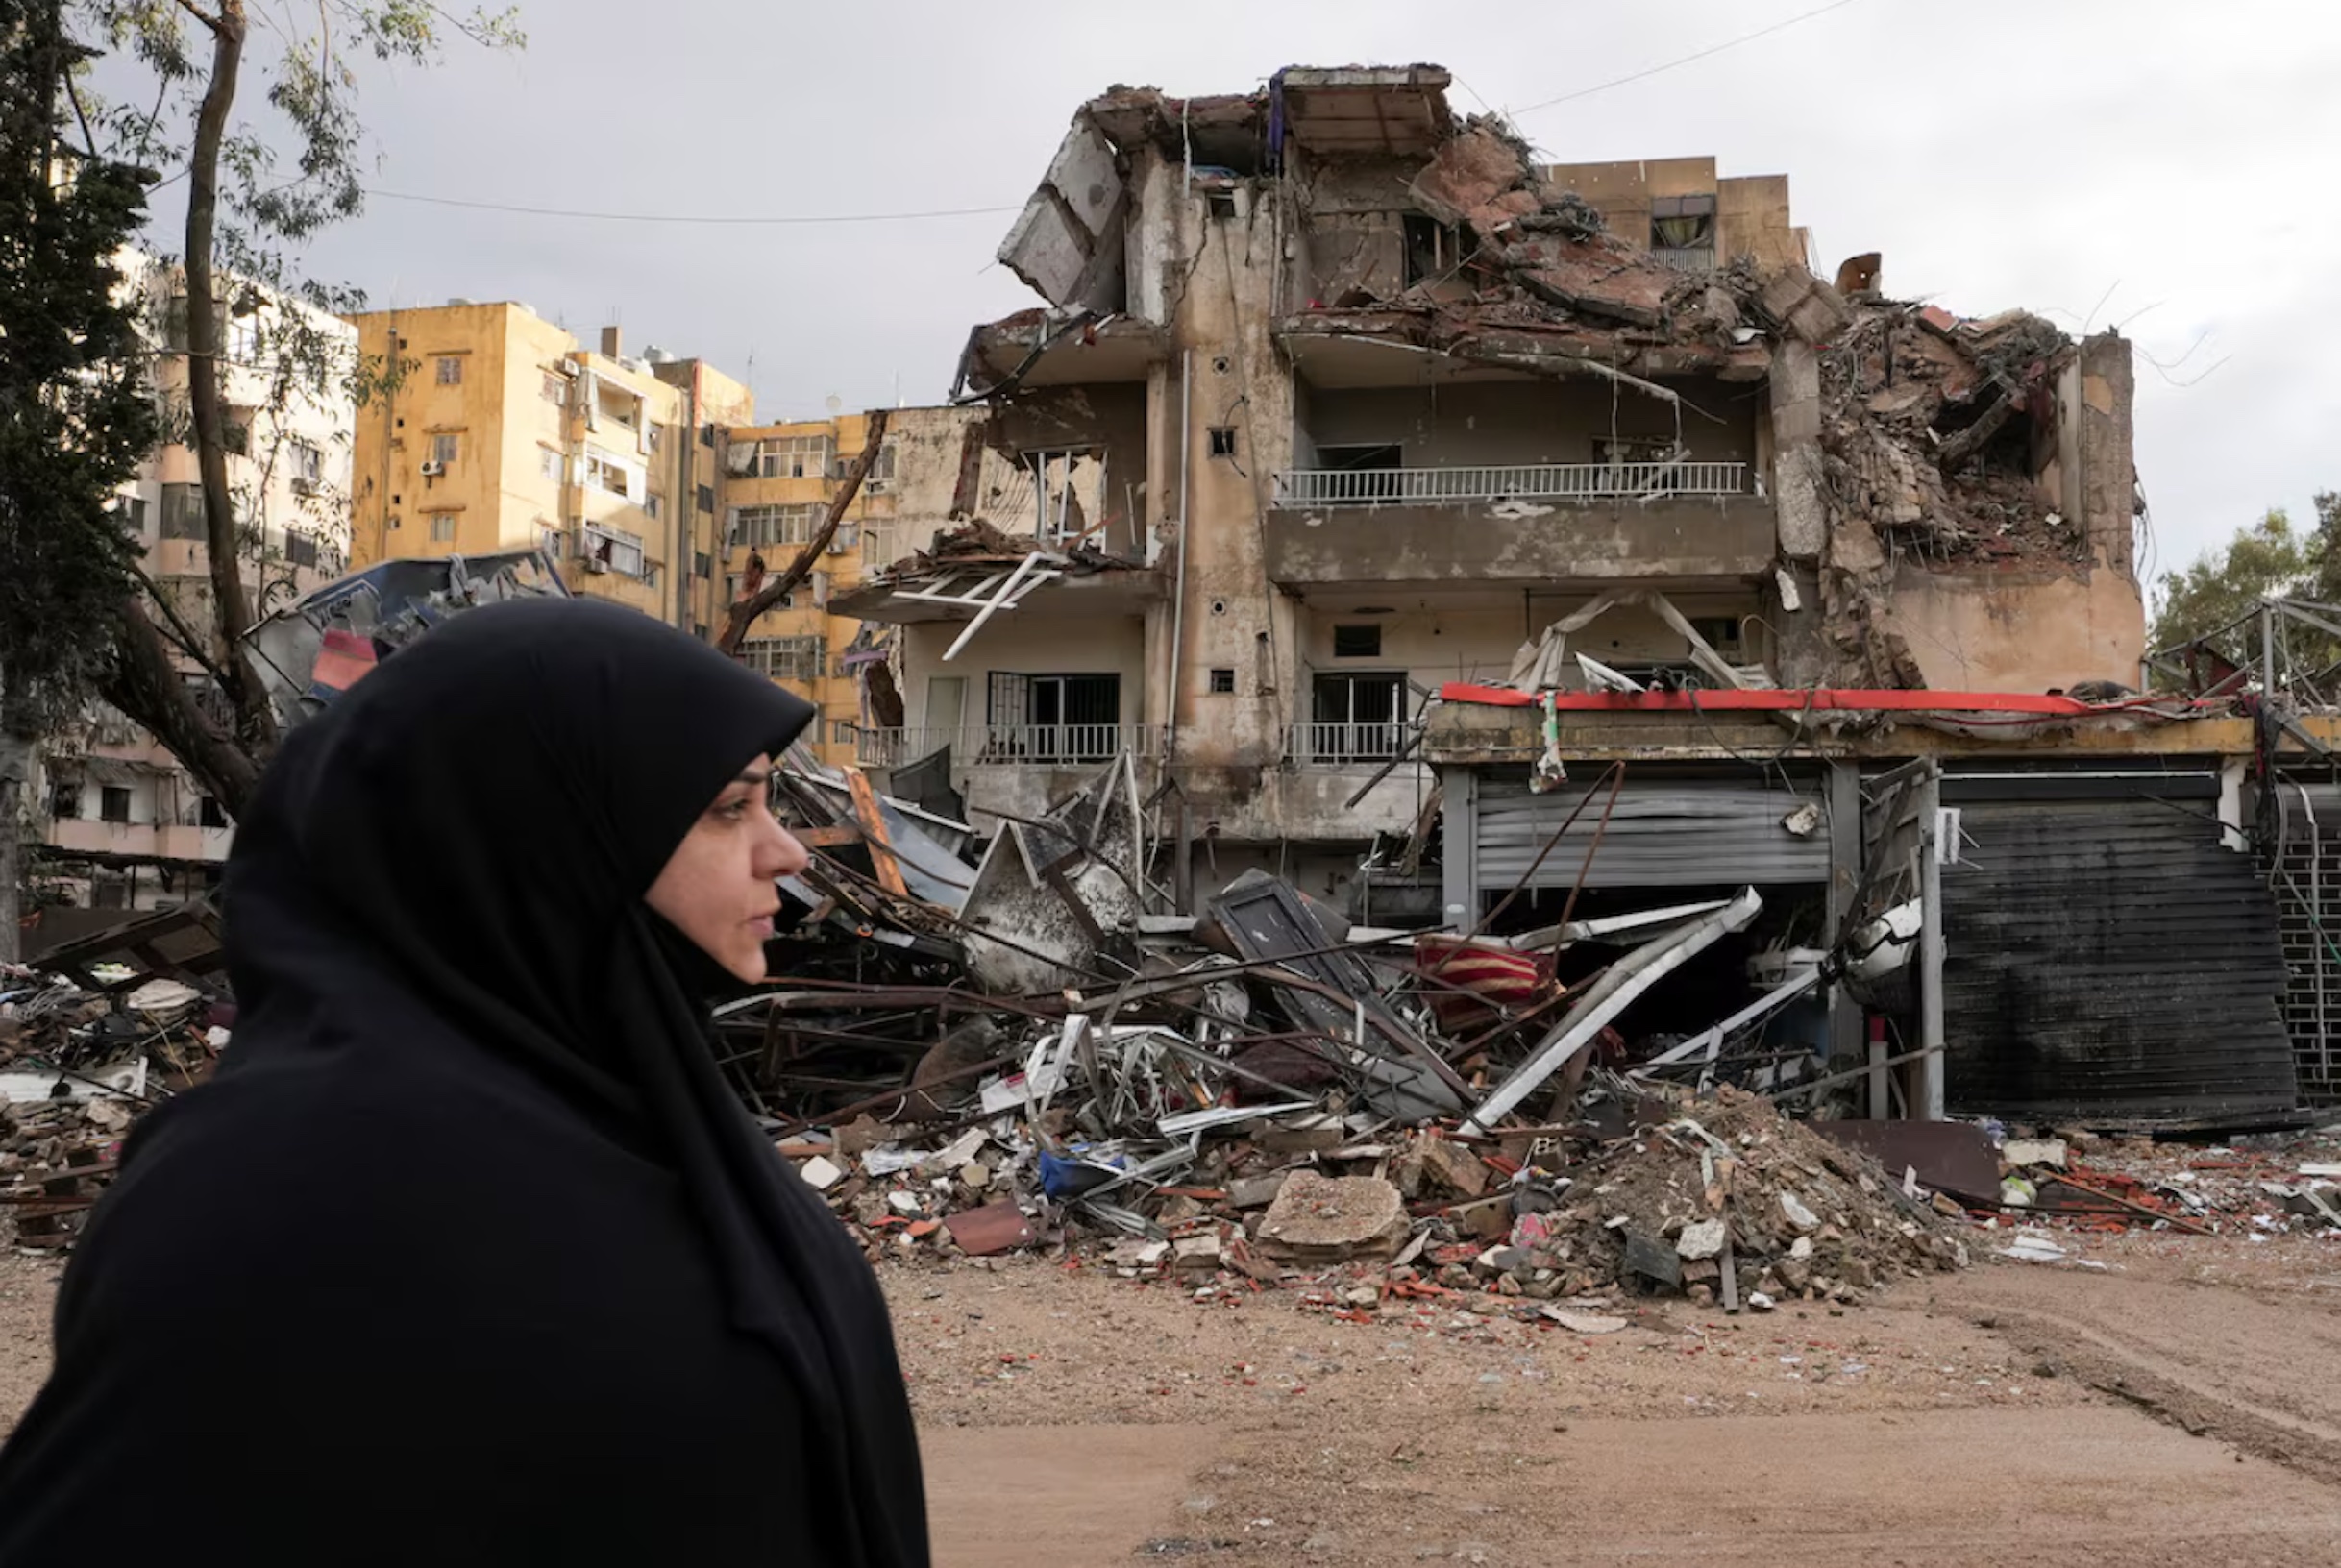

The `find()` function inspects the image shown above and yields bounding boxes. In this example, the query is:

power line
[361,188,1023,226]
[1511,0,1876,116]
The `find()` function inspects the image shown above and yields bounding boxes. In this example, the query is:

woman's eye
[715,799,750,821]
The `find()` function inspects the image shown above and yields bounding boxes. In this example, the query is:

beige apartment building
[30,254,357,915]
[833,66,2146,916]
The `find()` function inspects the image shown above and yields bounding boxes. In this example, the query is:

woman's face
[644,755,810,984]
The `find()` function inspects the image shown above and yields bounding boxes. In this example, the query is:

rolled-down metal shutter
[1943,780,2300,1129]
[2262,781,2341,1106]
[1470,771,1829,890]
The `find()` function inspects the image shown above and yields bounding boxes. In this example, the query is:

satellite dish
[825,394,843,414]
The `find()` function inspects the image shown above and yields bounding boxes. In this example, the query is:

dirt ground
[2,1233,2339,1565]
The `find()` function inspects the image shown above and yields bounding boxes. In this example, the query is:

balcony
[850,723,1160,770]
[1263,460,1775,591]
[1272,461,1748,508]
[1287,722,1412,765]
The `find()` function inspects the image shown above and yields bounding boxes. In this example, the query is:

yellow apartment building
[347,303,720,624]
[347,301,885,762]
[718,412,899,766]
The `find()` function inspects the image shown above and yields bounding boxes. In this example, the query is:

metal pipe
[1166,349,1193,765]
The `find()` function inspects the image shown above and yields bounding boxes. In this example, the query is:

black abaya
[0,599,928,1565]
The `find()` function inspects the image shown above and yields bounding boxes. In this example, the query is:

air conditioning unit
[864,478,891,496]
[290,477,318,498]
[586,558,610,574]
[826,535,850,555]
[419,460,444,477]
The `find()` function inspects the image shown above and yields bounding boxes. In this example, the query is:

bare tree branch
[126,563,232,687]
[174,0,225,32]
[716,409,890,657]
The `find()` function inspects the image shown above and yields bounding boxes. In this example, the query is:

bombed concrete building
[839,67,2146,878]
[829,68,2341,1132]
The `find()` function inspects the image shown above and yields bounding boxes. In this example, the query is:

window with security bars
[985,673,1121,763]
[739,636,826,683]
[1308,673,1407,762]
[730,503,823,549]
[758,435,833,479]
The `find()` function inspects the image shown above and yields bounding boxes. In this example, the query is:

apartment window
[986,672,1121,763]
[1333,624,1383,659]
[1208,668,1236,694]
[431,432,460,467]
[580,524,646,577]
[645,491,663,522]
[428,512,457,543]
[1311,673,1407,761]
[198,796,229,829]
[539,446,563,482]
[1403,213,1456,287]
[837,444,899,484]
[700,424,717,449]
[757,434,833,479]
[160,483,207,540]
[1690,616,1745,655]
[48,781,82,820]
[697,483,716,514]
[221,416,251,456]
[1207,427,1238,459]
[224,309,259,363]
[730,503,823,550]
[286,531,319,569]
[1650,194,1716,271]
[695,551,713,580]
[738,635,826,683]
[646,424,663,454]
[585,453,631,498]
[120,495,150,537]
[291,440,324,483]
[435,355,464,385]
[692,622,710,640]
[541,370,568,405]
[99,786,133,825]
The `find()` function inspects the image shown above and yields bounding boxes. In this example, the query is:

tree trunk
[184,0,277,762]
[103,599,261,817]
[0,733,25,968]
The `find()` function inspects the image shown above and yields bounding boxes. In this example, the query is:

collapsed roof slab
[1276,66,1454,157]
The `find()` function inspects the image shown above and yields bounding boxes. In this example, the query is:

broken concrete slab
[1757,265,1855,345]
[1256,1172,1410,1263]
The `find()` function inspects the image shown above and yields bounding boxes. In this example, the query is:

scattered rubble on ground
[0,961,224,1251]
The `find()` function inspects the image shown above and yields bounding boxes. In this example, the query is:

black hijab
[0,599,928,1566]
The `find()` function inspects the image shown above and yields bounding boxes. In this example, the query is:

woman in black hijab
[0,598,928,1566]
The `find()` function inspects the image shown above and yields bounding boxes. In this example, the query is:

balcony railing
[1271,461,1749,508]
[1288,722,1413,765]
[1649,245,1716,274]
[850,723,1159,770]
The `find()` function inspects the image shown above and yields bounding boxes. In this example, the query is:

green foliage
[0,0,157,730]
[2150,493,2341,680]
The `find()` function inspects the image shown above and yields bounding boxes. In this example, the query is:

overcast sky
[153,0,2341,589]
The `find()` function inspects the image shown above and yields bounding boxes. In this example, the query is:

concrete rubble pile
[0,961,226,1250]
[1989,1124,2341,1238]
[715,761,1978,1314]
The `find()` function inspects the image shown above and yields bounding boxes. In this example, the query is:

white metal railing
[1271,461,1748,508]
[1649,245,1716,274]
[1287,722,1412,765]
[850,724,1159,769]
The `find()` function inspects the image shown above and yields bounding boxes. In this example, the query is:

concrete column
[1767,341,1827,565]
